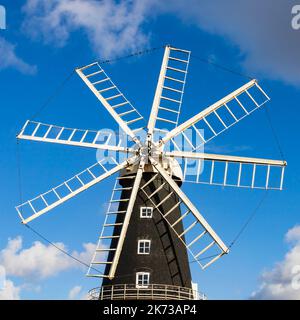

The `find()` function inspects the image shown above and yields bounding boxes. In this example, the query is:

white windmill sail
[87,175,136,278]
[108,166,144,279]
[76,62,145,145]
[147,45,191,139]
[87,163,145,279]
[165,151,286,190]
[16,156,137,224]
[18,120,136,153]
[158,80,270,151]
[143,157,229,269]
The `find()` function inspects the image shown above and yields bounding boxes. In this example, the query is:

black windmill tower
[16,45,286,300]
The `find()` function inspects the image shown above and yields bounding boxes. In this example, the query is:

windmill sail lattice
[16,45,287,300]
[18,120,136,153]
[16,157,134,224]
[142,158,228,269]
[160,80,270,152]
[148,46,191,138]
[87,175,136,278]
[76,62,145,141]
[167,151,285,190]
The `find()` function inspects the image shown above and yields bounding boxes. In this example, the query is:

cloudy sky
[0,0,300,300]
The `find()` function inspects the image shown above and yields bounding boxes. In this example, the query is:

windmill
[16,45,286,300]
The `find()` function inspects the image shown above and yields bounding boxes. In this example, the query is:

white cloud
[0,236,96,280]
[285,225,300,243]
[22,0,153,57]
[0,279,21,300]
[68,285,89,300]
[0,37,37,74]
[0,265,5,290]
[159,0,300,86]
[68,285,82,300]
[251,225,300,300]
[22,1,300,86]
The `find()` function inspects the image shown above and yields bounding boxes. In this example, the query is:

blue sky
[0,1,300,300]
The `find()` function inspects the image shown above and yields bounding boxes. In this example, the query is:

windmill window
[140,207,153,218]
[138,240,151,254]
[136,272,150,288]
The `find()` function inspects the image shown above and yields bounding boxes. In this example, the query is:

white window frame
[140,206,153,218]
[136,272,150,288]
[137,239,151,255]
